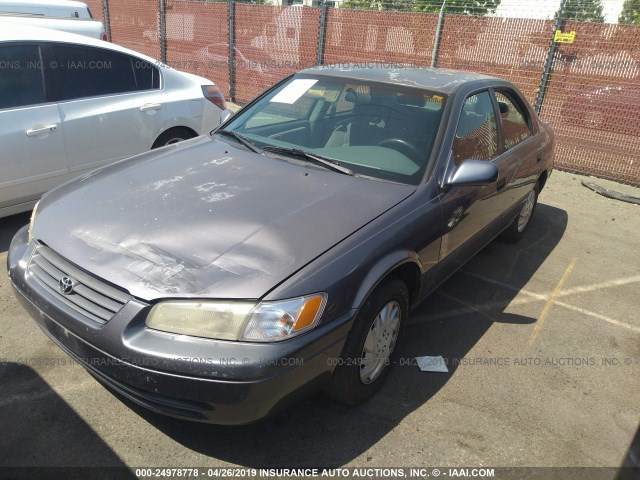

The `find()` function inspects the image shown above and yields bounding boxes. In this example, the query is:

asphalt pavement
[0,170,638,474]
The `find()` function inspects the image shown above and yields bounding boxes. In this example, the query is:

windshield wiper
[216,130,262,154]
[263,146,354,176]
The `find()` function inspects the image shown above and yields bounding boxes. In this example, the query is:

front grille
[27,244,131,325]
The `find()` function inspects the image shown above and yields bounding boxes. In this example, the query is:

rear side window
[47,45,139,101]
[452,91,497,165]
[494,91,531,149]
[133,59,160,90]
[0,44,44,109]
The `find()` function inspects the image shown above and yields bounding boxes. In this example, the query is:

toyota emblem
[58,277,74,295]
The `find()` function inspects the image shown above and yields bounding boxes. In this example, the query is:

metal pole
[158,0,167,64]
[534,0,567,114]
[228,0,236,102]
[430,0,446,68]
[316,1,329,66]
[101,0,112,42]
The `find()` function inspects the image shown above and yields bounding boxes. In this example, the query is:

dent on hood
[138,153,239,203]
[70,225,294,296]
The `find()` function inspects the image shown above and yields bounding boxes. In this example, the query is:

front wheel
[328,278,409,405]
[500,182,539,243]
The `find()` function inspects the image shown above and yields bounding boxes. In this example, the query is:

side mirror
[446,159,498,187]
[220,108,234,124]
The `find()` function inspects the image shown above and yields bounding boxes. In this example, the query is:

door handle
[26,124,58,137]
[139,103,162,112]
[536,154,543,163]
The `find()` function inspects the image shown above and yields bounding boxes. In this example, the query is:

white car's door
[0,44,68,213]
[44,43,166,175]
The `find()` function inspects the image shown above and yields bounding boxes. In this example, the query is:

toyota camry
[8,65,554,424]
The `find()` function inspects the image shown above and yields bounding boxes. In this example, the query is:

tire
[500,182,539,243]
[151,127,197,149]
[328,278,409,405]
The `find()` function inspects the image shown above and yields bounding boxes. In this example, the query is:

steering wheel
[377,138,422,160]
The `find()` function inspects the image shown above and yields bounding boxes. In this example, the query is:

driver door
[438,90,505,272]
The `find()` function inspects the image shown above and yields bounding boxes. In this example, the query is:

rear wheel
[328,278,409,405]
[152,127,197,149]
[500,182,539,243]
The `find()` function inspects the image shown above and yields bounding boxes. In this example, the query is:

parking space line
[412,265,640,337]
[529,258,577,345]
[458,270,548,300]
[435,291,503,323]
[551,300,640,334]
[414,294,541,323]
[557,274,640,297]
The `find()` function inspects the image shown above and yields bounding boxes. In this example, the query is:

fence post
[228,0,236,102]
[101,0,112,42]
[316,2,329,66]
[534,0,567,114]
[158,0,167,64]
[431,0,446,68]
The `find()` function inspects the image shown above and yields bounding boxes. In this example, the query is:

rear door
[0,43,67,211]
[492,88,539,209]
[43,43,166,175]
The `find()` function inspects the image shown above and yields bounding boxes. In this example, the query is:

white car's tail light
[202,85,226,110]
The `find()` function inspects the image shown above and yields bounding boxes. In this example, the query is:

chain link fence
[93,0,640,185]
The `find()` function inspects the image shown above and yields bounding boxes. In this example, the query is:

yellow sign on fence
[554,30,576,43]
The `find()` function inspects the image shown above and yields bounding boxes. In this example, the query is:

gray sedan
[8,65,554,424]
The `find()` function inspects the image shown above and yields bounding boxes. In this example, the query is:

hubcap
[517,189,536,232]
[360,300,401,384]
[164,137,184,145]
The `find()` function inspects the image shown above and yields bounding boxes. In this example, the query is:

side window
[452,91,497,165]
[0,45,44,109]
[48,45,137,101]
[495,91,531,149]
[132,58,160,90]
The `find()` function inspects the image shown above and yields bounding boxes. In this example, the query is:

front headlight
[145,293,327,342]
[28,200,40,243]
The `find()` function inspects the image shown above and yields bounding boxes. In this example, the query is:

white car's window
[46,45,158,101]
[452,91,498,165]
[0,44,44,109]
[132,58,160,90]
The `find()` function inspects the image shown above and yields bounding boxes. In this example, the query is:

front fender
[352,252,423,312]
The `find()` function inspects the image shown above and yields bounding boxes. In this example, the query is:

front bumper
[7,225,351,424]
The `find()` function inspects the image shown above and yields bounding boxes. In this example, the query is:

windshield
[223,75,447,184]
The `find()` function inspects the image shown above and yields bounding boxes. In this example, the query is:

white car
[0,0,106,40]
[0,24,226,218]
[0,0,93,18]
[0,15,107,40]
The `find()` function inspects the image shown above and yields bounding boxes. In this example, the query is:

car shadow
[0,363,135,479]
[0,212,30,253]
[618,422,640,479]
[114,203,567,468]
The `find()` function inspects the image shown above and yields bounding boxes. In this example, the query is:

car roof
[0,22,160,63]
[299,64,501,94]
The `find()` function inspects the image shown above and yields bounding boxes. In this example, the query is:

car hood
[33,136,415,301]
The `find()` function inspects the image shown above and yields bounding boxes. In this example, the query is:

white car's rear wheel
[152,128,197,149]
